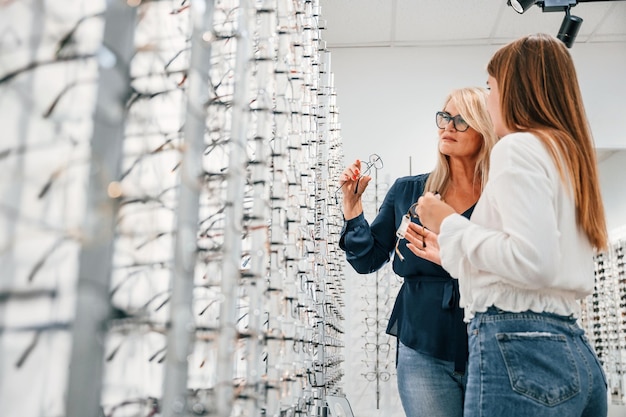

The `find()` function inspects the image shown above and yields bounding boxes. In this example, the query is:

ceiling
[317,0,626,161]
[318,0,626,48]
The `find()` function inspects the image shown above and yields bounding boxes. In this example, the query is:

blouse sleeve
[339,180,400,274]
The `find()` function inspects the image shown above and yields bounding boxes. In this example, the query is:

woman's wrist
[343,200,363,220]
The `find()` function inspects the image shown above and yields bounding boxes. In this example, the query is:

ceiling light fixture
[506,0,581,48]
[507,0,537,14]
[540,0,578,12]
[557,8,584,48]
[507,0,626,47]
[507,0,578,13]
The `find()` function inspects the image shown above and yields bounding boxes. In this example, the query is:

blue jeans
[465,308,607,417]
[397,341,466,417]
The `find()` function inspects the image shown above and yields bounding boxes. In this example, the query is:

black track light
[507,0,583,47]
[557,10,583,48]
[507,0,578,14]
[541,0,578,12]
[507,0,537,14]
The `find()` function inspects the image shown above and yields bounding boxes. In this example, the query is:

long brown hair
[487,33,607,251]
[425,87,498,197]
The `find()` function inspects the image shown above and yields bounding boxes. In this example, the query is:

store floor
[609,402,626,417]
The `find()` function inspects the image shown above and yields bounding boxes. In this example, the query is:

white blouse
[438,132,595,321]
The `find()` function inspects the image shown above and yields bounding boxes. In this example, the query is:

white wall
[600,150,626,235]
[330,42,626,186]
[328,41,626,417]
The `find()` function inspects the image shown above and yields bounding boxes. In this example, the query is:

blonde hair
[425,87,498,197]
[487,33,608,251]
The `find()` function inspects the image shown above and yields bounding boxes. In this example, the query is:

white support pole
[245,1,275,415]
[66,1,137,416]
[161,1,215,416]
[216,1,253,415]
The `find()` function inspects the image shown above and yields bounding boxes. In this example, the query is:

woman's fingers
[339,159,361,185]
[404,222,441,265]
[415,192,454,233]
[406,222,430,245]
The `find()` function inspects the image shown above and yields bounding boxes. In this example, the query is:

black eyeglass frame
[435,111,470,132]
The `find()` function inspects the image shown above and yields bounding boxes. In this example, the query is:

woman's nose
[444,119,457,131]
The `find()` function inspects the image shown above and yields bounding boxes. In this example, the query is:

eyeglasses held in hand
[334,153,383,204]
[394,193,439,261]
[395,202,419,261]
[436,111,469,132]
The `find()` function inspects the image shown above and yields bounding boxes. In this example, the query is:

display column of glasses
[0,0,346,416]
[581,239,626,405]
[356,175,403,409]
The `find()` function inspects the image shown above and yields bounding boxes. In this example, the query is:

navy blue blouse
[339,173,474,372]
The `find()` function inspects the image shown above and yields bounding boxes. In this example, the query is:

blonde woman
[339,87,497,417]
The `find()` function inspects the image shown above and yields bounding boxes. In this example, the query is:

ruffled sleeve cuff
[339,212,374,257]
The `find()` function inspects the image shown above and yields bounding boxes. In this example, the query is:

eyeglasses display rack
[357,172,400,410]
[0,1,346,416]
[581,238,626,406]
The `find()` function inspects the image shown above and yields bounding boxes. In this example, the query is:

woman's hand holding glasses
[335,154,382,218]
[404,222,442,265]
[338,159,372,219]
[415,192,455,234]
[396,193,449,265]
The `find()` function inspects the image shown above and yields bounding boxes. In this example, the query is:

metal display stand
[67,2,138,416]
[0,1,347,416]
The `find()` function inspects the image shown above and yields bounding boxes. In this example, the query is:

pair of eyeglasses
[394,203,419,261]
[436,111,469,132]
[333,153,383,204]
[362,371,391,382]
[364,342,391,353]
[394,193,440,261]
[364,317,389,328]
